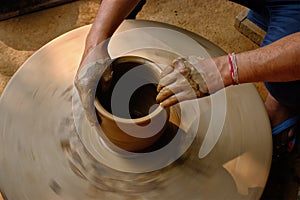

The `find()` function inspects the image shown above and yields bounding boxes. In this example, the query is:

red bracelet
[228,53,235,85]
[228,53,239,85]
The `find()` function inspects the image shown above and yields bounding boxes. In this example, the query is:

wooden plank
[234,8,266,45]
[0,0,76,21]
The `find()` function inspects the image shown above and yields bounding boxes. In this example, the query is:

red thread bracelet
[228,53,239,85]
[228,53,235,85]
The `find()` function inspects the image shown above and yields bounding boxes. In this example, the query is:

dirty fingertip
[157,84,163,92]
[156,92,164,103]
[159,101,168,108]
[160,100,173,108]
[160,96,178,108]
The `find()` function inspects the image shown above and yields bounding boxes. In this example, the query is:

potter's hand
[75,42,113,113]
[156,56,210,107]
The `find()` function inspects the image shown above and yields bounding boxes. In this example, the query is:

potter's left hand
[74,42,113,117]
[157,56,223,107]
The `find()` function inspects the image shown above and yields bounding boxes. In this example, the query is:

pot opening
[95,57,160,120]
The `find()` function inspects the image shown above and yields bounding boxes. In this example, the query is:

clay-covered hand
[156,56,210,107]
[74,42,113,113]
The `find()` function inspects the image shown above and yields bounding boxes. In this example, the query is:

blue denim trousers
[245,1,300,108]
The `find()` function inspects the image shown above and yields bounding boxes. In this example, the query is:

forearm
[77,0,141,98]
[238,32,300,83]
[85,0,140,51]
[214,32,300,87]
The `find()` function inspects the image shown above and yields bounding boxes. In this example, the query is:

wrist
[83,30,110,57]
[86,30,109,50]
[213,55,234,87]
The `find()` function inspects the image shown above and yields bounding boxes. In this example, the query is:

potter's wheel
[0,20,272,200]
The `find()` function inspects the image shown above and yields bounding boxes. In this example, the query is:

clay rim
[94,55,167,125]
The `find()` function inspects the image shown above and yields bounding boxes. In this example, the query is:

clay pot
[94,56,170,152]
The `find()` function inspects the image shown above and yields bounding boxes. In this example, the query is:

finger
[160,90,196,108]
[156,82,184,103]
[183,60,194,71]
[179,66,191,77]
[160,65,174,78]
[157,84,163,92]
[156,87,175,103]
[157,72,177,91]
[172,57,186,71]
[160,94,179,108]
[174,59,192,77]
[157,66,176,91]
[157,84,164,92]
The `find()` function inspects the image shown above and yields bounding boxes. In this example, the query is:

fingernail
[160,101,166,108]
